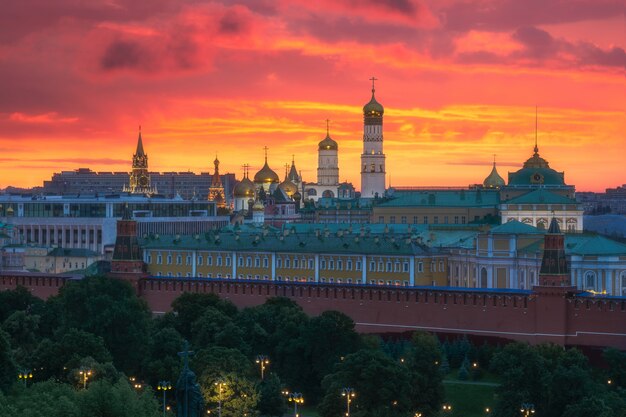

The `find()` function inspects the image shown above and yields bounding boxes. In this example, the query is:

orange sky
[0,0,625,192]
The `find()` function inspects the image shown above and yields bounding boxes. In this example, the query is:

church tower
[208,156,226,208]
[360,78,386,198]
[125,127,156,195]
[317,120,339,186]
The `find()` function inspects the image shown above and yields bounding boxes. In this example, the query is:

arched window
[322,190,335,198]
[584,271,597,290]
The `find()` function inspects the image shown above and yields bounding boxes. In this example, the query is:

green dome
[483,163,505,188]
[508,146,565,186]
[363,90,384,116]
[318,133,338,151]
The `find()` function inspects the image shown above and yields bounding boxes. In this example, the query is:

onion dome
[254,149,280,184]
[483,161,506,189]
[233,176,255,198]
[279,179,298,197]
[363,78,384,117]
[318,133,338,151]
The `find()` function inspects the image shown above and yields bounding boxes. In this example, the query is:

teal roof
[507,167,565,186]
[505,189,576,205]
[565,235,626,256]
[490,220,544,234]
[47,248,99,257]
[141,230,433,256]
[377,189,500,208]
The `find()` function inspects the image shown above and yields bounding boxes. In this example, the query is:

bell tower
[360,77,386,198]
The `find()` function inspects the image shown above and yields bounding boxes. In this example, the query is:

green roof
[378,189,500,208]
[141,230,433,256]
[565,235,626,256]
[507,167,565,186]
[505,189,576,205]
[47,248,99,257]
[490,220,544,234]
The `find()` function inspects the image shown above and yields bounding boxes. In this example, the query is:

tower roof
[288,156,300,183]
[363,77,384,116]
[253,148,280,184]
[135,127,145,157]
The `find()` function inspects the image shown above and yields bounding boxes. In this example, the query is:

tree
[603,348,626,388]
[202,373,259,417]
[439,354,450,376]
[194,346,254,383]
[192,307,246,351]
[0,286,44,323]
[141,326,184,387]
[0,329,16,391]
[257,372,286,417]
[2,310,40,365]
[44,276,153,374]
[405,332,445,416]
[78,378,161,417]
[317,349,413,417]
[171,293,238,339]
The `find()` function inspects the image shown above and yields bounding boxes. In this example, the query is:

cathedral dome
[254,161,279,184]
[278,178,298,197]
[318,133,338,151]
[483,162,506,189]
[233,176,255,198]
[363,89,384,116]
[508,145,565,186]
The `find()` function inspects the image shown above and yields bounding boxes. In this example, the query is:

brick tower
[109,204,146,292]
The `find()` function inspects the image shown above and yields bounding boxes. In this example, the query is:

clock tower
[125,127,157,195]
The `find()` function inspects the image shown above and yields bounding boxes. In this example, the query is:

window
[439,261,444,272]
[417,262,423,273]
[370,261,375,271]
[454,216,459,224]
[413,216,418,224]
[294,259,299,268]
[337,260,343,270]
[378,216,384,223]
[277,258,283,268]
[255,257,260,267]
[186,255,191,265]
[461,216,466,224]
[177,272,182,277]
[157,254,162,264]
[404,262,410,272]
[167,254,172,265]
[176,255,182,265]
[263,257,269,268]
[321,260,327,269]
[584,271,596,290]
[186,272,191,277]
[329,260,334,270]
[238,257,243,267]
[285,258,291,268]
[386,262,392,272]
[378,262,384,272]
[434,216,439,224]
[198,272,203,277]
[347,260,352,270]
[308,259,314,269]
[390,216,396,223]
[423,216,428,224]
[401,216,407,224]
[356,261,362,271]
[198,256,203,266]
[147,254,152,264]
[207,273,213,278]
[214,256,220,266]
[246,257,252,267]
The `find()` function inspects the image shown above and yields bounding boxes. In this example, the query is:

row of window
[378,215,476,225]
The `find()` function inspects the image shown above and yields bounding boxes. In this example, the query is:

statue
[176,341,205,417]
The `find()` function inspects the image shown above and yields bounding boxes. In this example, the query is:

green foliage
[439,354,450,375]
[317,349,413,417]
[202,373,259,417]
[192,307,247,351]
[78,378,161,417]
[406,332,445,415]
[257,373,286,417]
[141,326,183,387]
[171,293,238,339]
[603,348,626,389]
[0,329,16,392]
[0,286,44,323]
[45,275,153,374]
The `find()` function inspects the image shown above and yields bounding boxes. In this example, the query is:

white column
[232,253,237,279]
[314,254,320,282]
[192,251,196,277]
[271,253,276,280]
[409,257,415,286]
[605,269,612,295]
[577,268,583,289]
[362,255,367,284]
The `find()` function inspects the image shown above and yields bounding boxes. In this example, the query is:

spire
[534,106,539,156]
[326,119,330,136]
[136,126,145,156]
[370,76,377,96]
[263,146,269,163]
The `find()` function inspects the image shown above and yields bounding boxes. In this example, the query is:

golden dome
[363,87,384,116]
[279,178,298,197]
[483,162,505,189]
[234,176,255,198]
[318,133,338,151]
[254,150,280,184]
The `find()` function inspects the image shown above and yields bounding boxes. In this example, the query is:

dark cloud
[512,26,557,59]
[578,43,626,69]
[441,0,626,32]
[219,10,246,34]
[101,40,150,71]
[361,0,417,15]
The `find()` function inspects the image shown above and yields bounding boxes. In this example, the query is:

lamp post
[18,369,33,387]
[442,404,453,414]
[255,355,269,380]
[78,367,92,389]
[157,381,172,417]
[341,388,356,417]
[214,380,227,417]
[520,403,535,417]
[288,392,304,417]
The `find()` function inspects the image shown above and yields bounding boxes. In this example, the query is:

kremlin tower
[317,120,339,186]
[208,156,226,209]
[360,78,386,198]
[124,127,157,195]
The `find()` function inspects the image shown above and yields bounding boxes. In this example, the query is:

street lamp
[341,388,356,417]
[214,380,227,417]
[520,403,535,417]
[157,381,172,417]
[18,369,33,387]
[78,367,92,389]
[255,355,269,380]
[442,404,453,413]
[288,392,304,417]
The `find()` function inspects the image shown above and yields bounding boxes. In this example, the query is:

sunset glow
[1,0,625,191]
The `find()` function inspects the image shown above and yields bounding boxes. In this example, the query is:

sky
[0,0,624,192]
